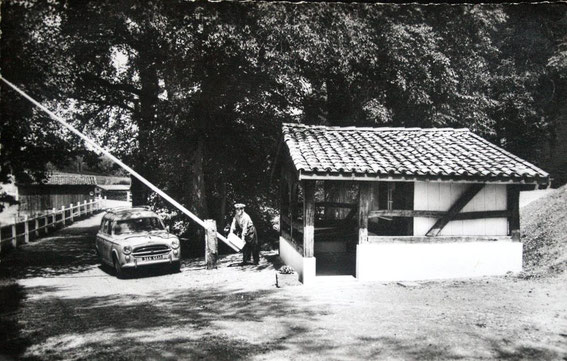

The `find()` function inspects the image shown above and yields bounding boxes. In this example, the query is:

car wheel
[171,261,181,274]
[113,256,125,279]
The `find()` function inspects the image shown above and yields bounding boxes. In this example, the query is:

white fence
[0,197,106,255]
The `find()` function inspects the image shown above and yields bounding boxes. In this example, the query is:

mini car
[96,206,181,278]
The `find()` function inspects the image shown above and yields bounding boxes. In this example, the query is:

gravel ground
[1,209,566,360]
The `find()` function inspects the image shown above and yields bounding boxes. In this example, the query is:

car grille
[133,244,170,257]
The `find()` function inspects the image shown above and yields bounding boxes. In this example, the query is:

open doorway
[312,181,358,276]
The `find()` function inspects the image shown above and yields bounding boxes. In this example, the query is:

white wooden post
[52,208,56,227]
[11,224,17,247]
[205,219,218,270]
[83,200,87,216]
[35,217,40,236]
[24,215,29,243]
[70,203,74,222]
[44,214,49,234]
[89,199,93,214]
[62,205,66,225]
[104,195,107,208]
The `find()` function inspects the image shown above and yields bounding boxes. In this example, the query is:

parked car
[96,206,181,278]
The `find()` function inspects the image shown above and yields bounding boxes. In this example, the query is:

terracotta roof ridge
[282,123,470,132]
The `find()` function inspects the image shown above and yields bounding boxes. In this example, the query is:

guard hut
[277,124,549,284]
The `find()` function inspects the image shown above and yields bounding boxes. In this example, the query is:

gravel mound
[521,185,567,276]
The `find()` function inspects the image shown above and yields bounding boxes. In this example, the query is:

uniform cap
[234,203,246,209]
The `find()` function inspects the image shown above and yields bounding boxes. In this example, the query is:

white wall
[357,240,522,281]
[414,182,508,236]
[279,237,316,284]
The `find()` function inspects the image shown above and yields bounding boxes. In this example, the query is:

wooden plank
[426,183,484,237]
[368,235,514,243]
[303,180,315,258]
[358,182,372,244]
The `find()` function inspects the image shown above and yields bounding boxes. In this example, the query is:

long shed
[278,124,549,283]
[18,172,98,214]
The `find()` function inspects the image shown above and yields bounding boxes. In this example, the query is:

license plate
[140,255,165,261]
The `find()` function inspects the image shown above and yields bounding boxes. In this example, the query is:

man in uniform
[229,203,260,265]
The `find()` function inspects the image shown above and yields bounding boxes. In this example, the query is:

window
[371,182,414,236]
[100,219,111,235]
[113,217,165,235]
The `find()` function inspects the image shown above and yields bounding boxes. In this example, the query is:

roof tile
[282,123,549,184]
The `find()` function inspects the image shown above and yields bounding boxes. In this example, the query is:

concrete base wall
[279,237,316,284]
[356,241,522,281]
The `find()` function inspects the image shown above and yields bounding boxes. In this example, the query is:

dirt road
[1,212,566,360]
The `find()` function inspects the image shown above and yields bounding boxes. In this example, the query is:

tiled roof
[282,123,549,184]
[97,184,130,191]
[43,173,98,185]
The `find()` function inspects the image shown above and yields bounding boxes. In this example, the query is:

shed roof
[97,184,130,191]
[282,123,549,184]
[42,172,98,185]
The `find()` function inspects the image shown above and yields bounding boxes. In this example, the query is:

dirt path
[1,213,566,360]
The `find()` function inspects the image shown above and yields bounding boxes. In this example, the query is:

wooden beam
[315,201,356,209]
[454,210,511,220]
[370,210,445,218]
[426,183,484,237]
[507,185,521,241]
[303,180,315,258]
[368,235,514,243]
[358,182,372,244]
[369,209,511,220]
[289,180,297,243]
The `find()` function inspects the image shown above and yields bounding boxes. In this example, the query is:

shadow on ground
[0,281,31,359]
[12,284,321,360]
[0,225,99,279]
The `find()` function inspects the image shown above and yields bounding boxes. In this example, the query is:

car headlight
[123,245,132,255]
[171,239,179,249]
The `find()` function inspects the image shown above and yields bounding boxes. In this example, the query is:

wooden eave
[297,170,549,185]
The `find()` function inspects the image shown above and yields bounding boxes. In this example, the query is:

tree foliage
[2,1,566,240]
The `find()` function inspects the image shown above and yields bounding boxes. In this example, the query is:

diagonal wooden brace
[426,183,484,237]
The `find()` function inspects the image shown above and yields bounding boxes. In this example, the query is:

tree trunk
[188,136,208,241]
[131,51,160,206]
[218,171,227,229]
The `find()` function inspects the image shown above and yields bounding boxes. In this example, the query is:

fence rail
[0,197,106,255]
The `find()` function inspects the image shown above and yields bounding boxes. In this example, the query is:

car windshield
[114,217,164,235]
